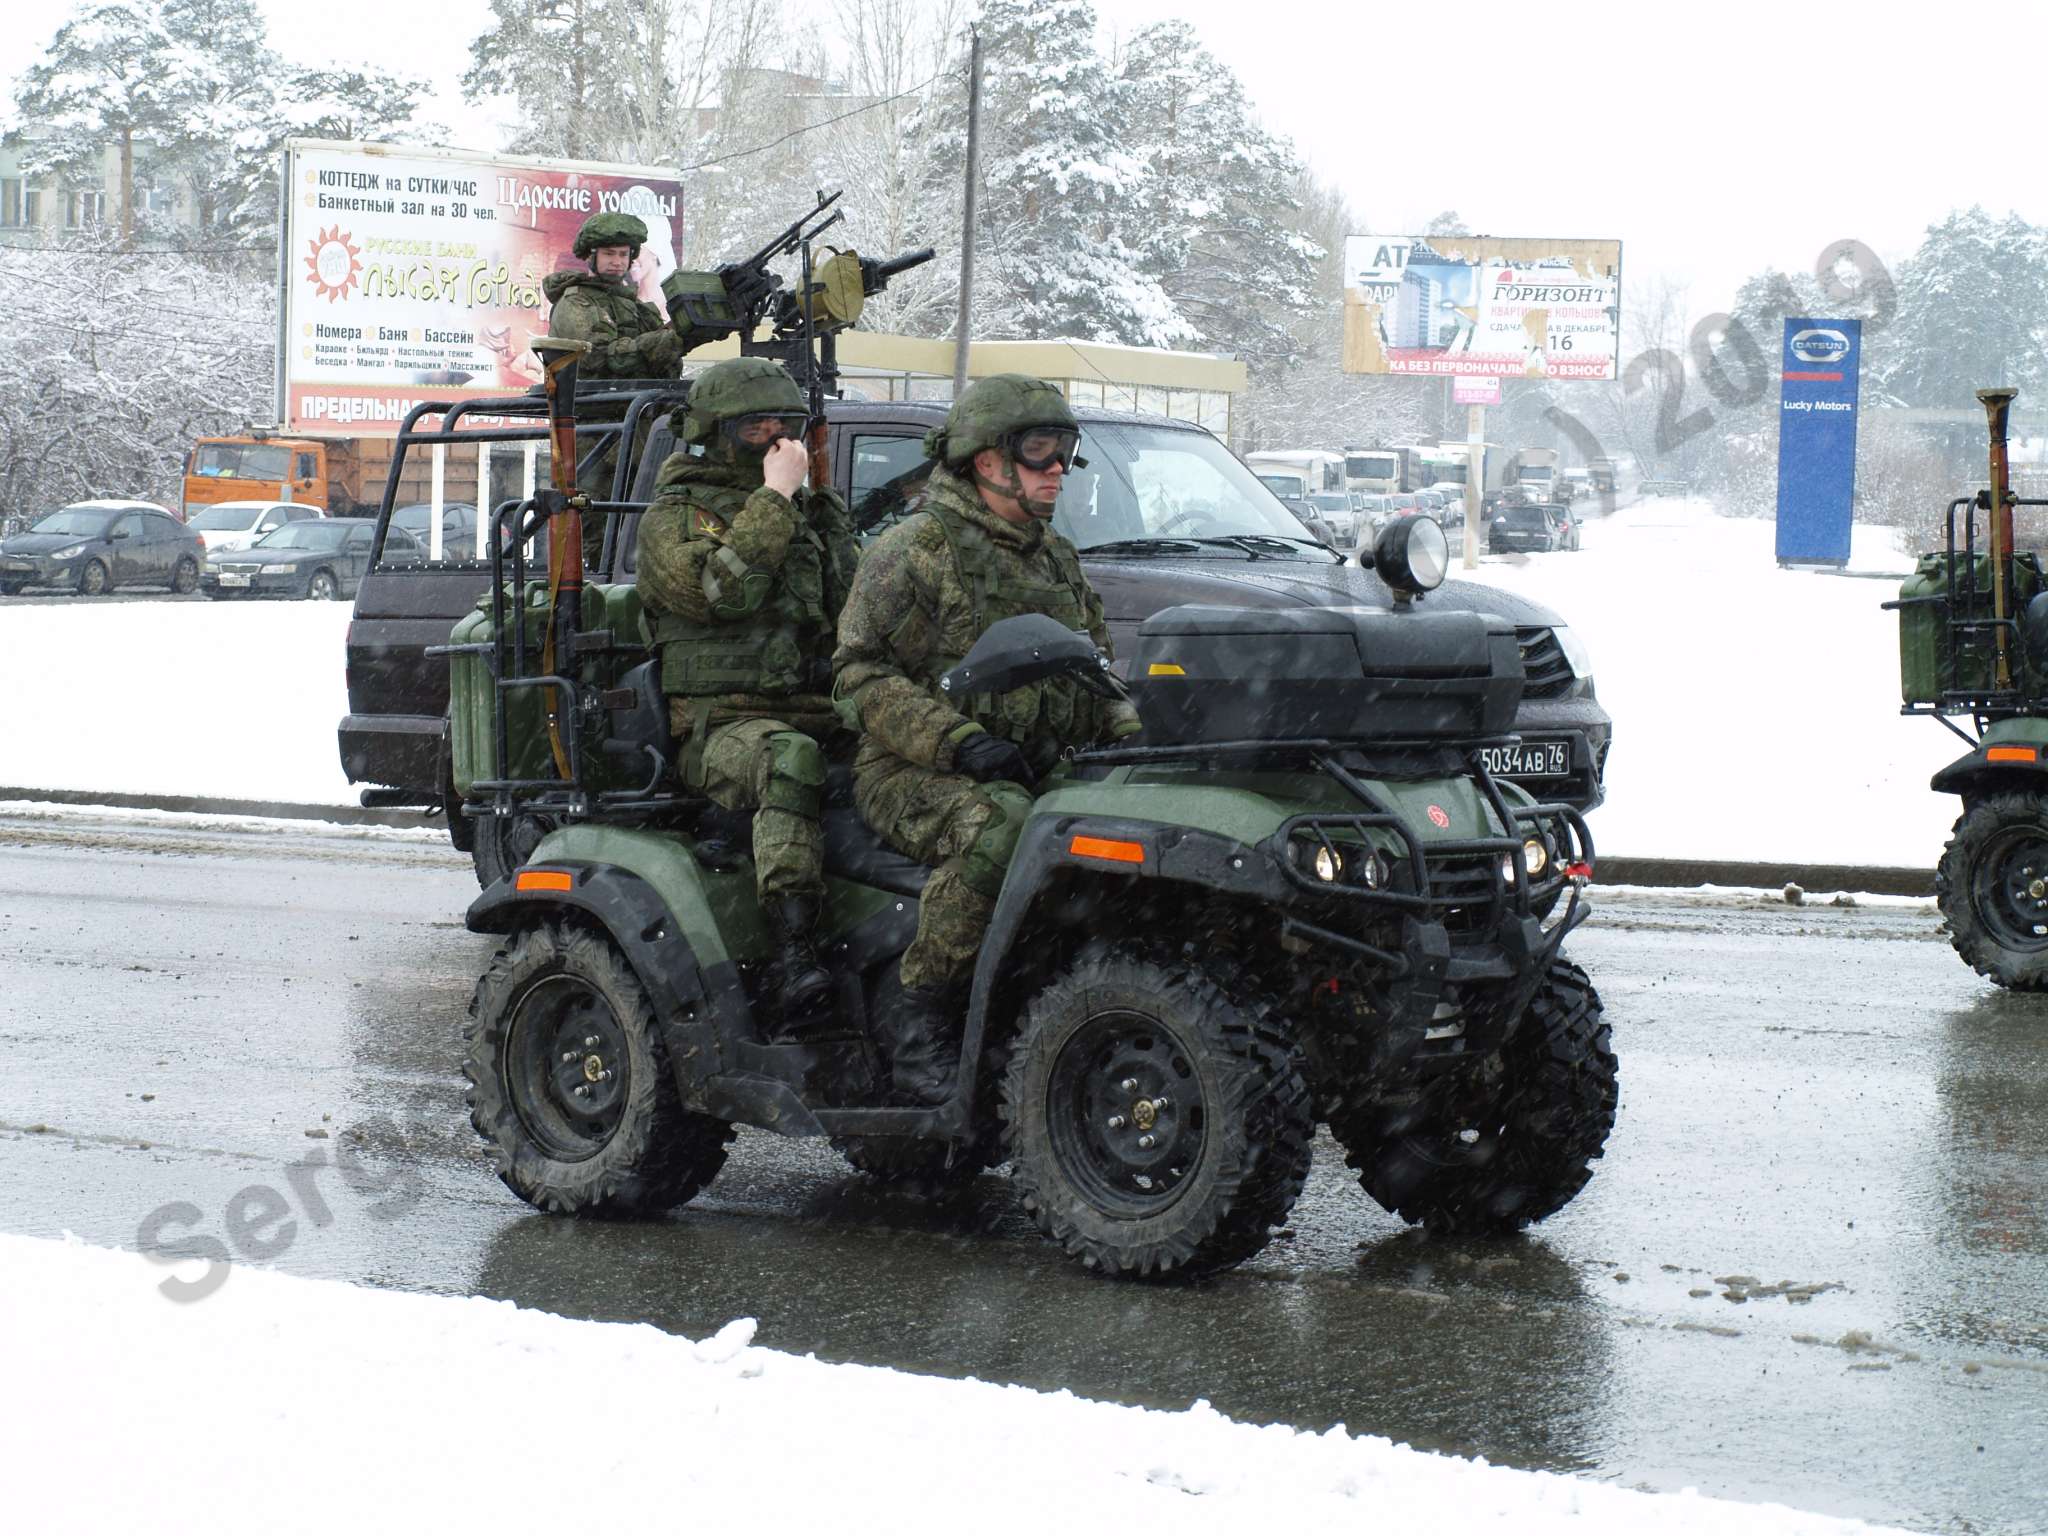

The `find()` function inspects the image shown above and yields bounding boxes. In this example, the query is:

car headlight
[1551,624,1595,684]
[259,563,297,575]
[50,544,85,561]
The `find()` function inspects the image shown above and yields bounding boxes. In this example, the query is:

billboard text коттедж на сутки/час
[277,139,686,435]
[1341,235,1621,383]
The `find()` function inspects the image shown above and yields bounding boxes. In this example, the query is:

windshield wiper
[1077,537,1208,557]
[1188,534,1344,562]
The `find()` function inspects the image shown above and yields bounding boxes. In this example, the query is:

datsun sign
[1775,317,1862,565]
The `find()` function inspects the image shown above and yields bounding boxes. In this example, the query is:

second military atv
[453,472,1617,1278]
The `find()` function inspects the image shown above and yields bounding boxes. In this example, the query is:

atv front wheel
[1337,959,1615,1234]
[1003,949,1313,1279]
[1938,793,2048,989]
[465,921,733,1214]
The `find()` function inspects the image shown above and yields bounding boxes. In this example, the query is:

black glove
[953,731,1033,785]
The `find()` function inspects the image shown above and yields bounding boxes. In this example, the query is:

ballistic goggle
[721,411,811,444]
[1001,427,1084,472]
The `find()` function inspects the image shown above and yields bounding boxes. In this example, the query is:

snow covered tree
[1115,21,1318,371]
[1876,207,2048,409]
[13,2,178,245]
[0,239,272,513]
[910,0,1189,347]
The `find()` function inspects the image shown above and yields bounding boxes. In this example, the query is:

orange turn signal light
[1069,834,1146,866]
[1986,746,2039,763]
[515,869,575,893]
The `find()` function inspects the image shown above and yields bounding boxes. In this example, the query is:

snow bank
[0,1233,1902,1535]
[0,503,1971,866]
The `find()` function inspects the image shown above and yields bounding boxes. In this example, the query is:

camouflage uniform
[635,406,857,908]
[833,463,1138,990]
[544,213,684,563]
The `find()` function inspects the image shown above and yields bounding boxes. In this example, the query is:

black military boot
[889,983,962,1106]
[767,895,834,1037]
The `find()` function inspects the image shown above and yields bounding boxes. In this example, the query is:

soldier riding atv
[451,340,1617,1280]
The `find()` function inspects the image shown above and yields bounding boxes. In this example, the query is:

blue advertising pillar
[1775,318,1862,565]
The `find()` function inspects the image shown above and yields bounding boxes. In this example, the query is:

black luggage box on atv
[1126,605,1525,742]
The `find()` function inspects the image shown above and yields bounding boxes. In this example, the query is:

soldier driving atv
[637,357,860,1032]
[832,375,1142,1104]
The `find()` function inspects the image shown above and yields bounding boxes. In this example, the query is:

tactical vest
[651,479,831,698]
[926,505,1095,748]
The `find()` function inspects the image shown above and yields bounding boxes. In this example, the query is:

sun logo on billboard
[304,225,362,303]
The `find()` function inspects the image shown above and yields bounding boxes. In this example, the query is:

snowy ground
[0,1232,1904,1536]
[0,504,1962,867]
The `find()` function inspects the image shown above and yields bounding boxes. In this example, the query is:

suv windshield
[1060,425,1320,550]
[255,522,348,549]
[31,507,118,537]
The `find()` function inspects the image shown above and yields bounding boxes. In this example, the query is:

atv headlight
[1551,624,1595,684]
[1312,844,1343,882]
[1523,837,1548,878]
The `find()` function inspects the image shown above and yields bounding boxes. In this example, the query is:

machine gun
[661,191,936,478]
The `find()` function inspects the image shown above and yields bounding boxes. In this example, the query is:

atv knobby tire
[471,808,555,889]
[465,920,732,1214]
[1937,793,2048,990]
[1336,959,1615,1235]
[1002,948,1313,1280]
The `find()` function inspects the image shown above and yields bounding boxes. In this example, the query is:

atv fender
[466,864,749,1121]
[1931,717,2048,799]
[957,813,1290,1096]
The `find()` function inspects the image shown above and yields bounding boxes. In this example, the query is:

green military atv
[450,457,1616,1277]
[1889,388,2048,988]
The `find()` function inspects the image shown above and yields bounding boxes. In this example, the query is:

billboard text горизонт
[1342,236,1621,383]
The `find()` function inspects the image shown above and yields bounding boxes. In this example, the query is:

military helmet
[925,374,1079,466]
[683,357,808,446]
[573,212,650,260]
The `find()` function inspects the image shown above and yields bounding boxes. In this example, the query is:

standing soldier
[833,376,1141,1104]
[542,211,684,561]
[636,358,859,1029]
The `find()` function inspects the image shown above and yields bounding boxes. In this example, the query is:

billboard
[1774,317,1862,565]
[1342,236,1621,382]
[278,139,685,435]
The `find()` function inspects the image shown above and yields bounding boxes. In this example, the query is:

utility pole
[951,29,982,397]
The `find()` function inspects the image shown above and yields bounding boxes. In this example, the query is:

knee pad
[957,781,1031,898]
[759,731,826,819]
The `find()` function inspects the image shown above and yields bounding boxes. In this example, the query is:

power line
[676,68,948,173]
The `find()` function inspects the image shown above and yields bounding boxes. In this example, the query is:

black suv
[341,388,1611,869]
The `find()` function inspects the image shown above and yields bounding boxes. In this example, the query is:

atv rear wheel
[1938,793,2048,990]
[465,920,732,1214]
[1003,949,1313,1279]
[1337,960,1615,1234]
[471,808,555,888]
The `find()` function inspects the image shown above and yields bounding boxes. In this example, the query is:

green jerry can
[1895,551,2044,704]
[449,583,648,799]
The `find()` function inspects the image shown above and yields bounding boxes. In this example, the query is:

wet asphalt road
[0,804,2042,1533]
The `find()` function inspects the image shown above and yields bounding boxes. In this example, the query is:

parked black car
[341,389,1612,871]
[0,501,205,596]
[205,518,414,600]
